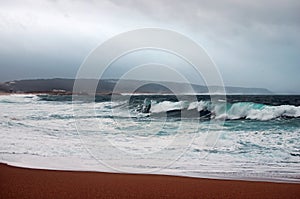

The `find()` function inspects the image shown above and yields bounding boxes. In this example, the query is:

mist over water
[0,94,299,182]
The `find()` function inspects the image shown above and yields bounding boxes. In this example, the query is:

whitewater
[0,94,299,182]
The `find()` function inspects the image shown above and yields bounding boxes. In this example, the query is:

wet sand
[0,163,299,199]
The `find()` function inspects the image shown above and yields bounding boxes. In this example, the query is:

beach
[1,163,299,199]
[1,0,300,198]
[1,94,300,198]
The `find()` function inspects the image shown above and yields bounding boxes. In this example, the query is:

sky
[0,0,299,93]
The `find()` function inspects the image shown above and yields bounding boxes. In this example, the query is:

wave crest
[148,100,300,121]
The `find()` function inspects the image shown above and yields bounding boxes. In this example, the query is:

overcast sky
[0,0,299,93]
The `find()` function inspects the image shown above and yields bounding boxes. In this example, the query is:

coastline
[1,163,299,199]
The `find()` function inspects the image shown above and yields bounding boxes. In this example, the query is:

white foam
[0,94,300,182]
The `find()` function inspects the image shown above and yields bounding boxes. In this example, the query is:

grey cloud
[0,0,299,93]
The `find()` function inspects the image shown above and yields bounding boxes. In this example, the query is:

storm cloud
[0,0,299,93]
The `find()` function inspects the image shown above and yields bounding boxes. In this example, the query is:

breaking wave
[1,94,299,121]
[148,100,300,121]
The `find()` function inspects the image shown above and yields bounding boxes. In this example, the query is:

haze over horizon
[0,0,299,93]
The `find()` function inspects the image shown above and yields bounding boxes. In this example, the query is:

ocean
[0,94,299,182]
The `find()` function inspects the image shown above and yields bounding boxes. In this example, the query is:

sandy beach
[0,163,299,199]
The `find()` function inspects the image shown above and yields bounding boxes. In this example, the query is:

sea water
[0,94,299,182]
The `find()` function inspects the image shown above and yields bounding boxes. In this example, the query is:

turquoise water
[0,94,299,182]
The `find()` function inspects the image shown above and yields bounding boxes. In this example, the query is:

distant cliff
[0,78,272,94]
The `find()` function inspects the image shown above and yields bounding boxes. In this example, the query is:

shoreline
[1,163,299,199]
[2,161,300,184]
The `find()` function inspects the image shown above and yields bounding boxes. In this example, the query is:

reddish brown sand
[0,163,299,199]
